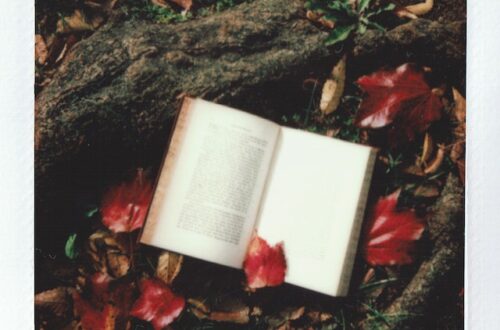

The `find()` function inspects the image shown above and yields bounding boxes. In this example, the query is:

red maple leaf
[355,63,443,142]
[243,235,287,289]
[362,190,425,266]
[101,169,153,233]
[130,279,185,330]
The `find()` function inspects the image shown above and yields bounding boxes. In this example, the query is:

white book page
[141,99,280,268]
[256,127,374,296]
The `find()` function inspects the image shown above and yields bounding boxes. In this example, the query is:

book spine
[336,148,377,296]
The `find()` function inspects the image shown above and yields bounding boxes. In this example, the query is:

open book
[141,98,377,297]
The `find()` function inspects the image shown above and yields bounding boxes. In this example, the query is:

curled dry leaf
[56,10,101,34]
[424,144,445,174]
[362,190,425,266]
[419,133,434,166]
[88,231,130,278]
[320,56,346,115]
[130,278,185,330]
[35,287,75,318]
[394,6,418,20]
[355,63,442,143]
[243,235,287,290]
[306,10,335,29]
[101,168,153,233]
[35,34,48,65]
[406,0,434,16]
[156,251,184,285]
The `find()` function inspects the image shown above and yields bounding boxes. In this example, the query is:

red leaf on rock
[130,279,185,330]
[243,235,287,289]
[362,190,425,266]
[101,169,153,233]
[355,63,442,142]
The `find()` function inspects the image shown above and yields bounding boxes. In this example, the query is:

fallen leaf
[394,6,418,19]
[169,0,193,10]
[130,278,185,330]
[243,235,287,289]
[413,183,440,198]
[35,287,74,318]
[101,168,153,233]
[88,231,130,278]
[320,56,346,115]
[362,190,425,266]
[355,63,443,143]
[406,0,434,16]
[156,251,184,285]
[188,297,250,324]
[35,34,48,65]
[418,133,434,166]
[57,10,100,34]
[423,144,445,174]
[73,292,117,330]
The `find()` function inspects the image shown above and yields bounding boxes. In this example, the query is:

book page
[256,127,375,296]
[141,98,280,268]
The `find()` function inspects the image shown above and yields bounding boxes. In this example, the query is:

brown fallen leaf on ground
[320,55,346,115]
[418,133,434,166]
[156,251,184,285]
[35,34,48,65]
[424,144,445,174]
[188,297,250,324]
[87,231,130,278]
[265,306,306,329]
[35,287,75,318]
[406,0,434,16]
[307,310,333,323]
[413,182,440,198]
[306,10,335,29]
[57,10,102,34]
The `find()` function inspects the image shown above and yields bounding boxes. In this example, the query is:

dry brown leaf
[170,0,193,10]
[57,10,101,34]
[418,133,434,166]
[414,183,440,198]
[188,297,250,324]
[307,310,333,323]
[35,34,48,65]
[88,231,130,278]
[452,87,466,123]
[35,287,74,318]
[320,56,346,115]
[450,141,464,162]
[424,144,445,174]
[402,164,426,177]
[394,7,418,19]
[457,158,465,185]
[306,10,335,29]
[151,0,170,8]
[210,308,250,324]
[282,306,305,321]
[406,0,434,16]
[156,251,184,285]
